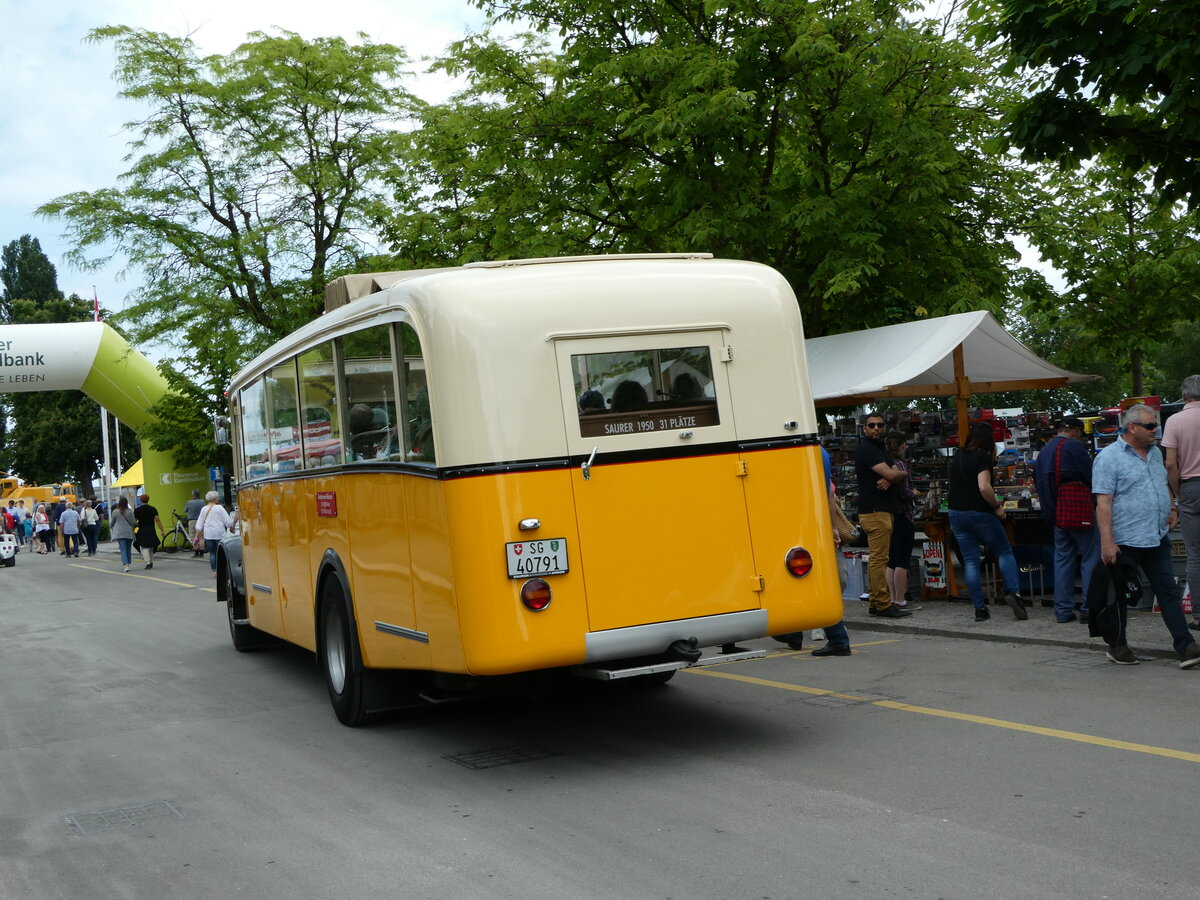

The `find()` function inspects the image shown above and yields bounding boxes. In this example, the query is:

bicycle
[159,510,192,553]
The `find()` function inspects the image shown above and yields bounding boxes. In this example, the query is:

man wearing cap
[1034,416,1100,623]
[1161,374,1200,630]
[1092,403,1200,667]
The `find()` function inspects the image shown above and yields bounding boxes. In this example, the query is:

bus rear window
[571,346,719,438]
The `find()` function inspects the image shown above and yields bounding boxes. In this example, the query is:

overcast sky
[0,0,488,313]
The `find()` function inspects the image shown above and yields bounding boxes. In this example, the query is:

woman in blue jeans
[948,421,1026,622]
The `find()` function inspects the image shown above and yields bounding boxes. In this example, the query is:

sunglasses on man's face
[1129,420,1159,431]
[864,422,885,429]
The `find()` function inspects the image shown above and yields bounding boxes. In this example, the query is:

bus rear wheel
[320,579,371,727]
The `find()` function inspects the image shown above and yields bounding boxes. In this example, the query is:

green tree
[391,0,1038,336]
[39,27,420,366]
[1021,158,1200,395]
[0,234,63,316]
[974,0,1200,206]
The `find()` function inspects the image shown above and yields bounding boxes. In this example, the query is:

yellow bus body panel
[443,470,587,676]
[568,453,761,632]
[740,445,843,635]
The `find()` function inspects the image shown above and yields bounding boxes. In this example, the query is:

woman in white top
[195,491,235,577]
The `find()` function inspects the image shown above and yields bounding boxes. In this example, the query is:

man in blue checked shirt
[1093,403,1200,668]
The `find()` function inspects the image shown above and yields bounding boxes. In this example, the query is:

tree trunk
[1131,347,1144,396]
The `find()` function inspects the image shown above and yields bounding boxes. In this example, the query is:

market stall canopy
[112,458,143,488]
[806,310,1099,407]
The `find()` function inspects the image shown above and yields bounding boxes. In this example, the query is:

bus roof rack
[324,253,714,311]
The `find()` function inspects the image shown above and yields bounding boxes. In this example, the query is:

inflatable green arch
[0,321,209,514]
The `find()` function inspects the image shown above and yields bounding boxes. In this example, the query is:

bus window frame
[555,330,735,455]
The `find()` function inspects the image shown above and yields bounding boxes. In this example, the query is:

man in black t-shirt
[855,413,912,618]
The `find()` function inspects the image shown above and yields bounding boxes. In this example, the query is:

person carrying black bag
[1092,403,1200,668]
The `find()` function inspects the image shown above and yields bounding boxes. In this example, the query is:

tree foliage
[39,27,420,368]
[390,0,1038,336]
[975,0,1200,206]
[1020,158,1200,395]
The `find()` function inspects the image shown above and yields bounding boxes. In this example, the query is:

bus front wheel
[320,579,371,727]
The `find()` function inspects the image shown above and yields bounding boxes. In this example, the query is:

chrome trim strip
[250,583,272,594]
[374,621,430,643]
[583,610,768,663]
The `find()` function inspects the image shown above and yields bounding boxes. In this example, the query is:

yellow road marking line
[68,563,216,591]
[689,668,1200,764]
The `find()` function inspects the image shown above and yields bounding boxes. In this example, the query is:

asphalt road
[3,547,1198,899]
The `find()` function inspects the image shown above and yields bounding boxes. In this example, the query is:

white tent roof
[806,310,1097,405]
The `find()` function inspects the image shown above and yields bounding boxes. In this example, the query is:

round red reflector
[785,547,813,578]
[520,578,552,611]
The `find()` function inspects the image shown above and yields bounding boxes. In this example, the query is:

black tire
[319,578,371,726]
[225,564,265,652]
[3,555,14,568]
[160,529,185,553]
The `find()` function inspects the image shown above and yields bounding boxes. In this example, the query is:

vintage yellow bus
[217,253,841,724]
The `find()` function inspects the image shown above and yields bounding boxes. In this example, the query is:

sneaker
[144,563,153,570]
[1106,644,1139,665]
[1056,613,1077,623]
[1179,643,1200,670]
[894,601,923,611]
[122,564,129,572]
[871,605,912,618]
[1002,591,1028,621]
[974,606,990,622]
[1189,620,1200,632]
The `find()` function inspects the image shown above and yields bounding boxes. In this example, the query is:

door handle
[581,447,598,481]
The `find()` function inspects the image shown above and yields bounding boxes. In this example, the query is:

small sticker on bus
[316,491,337,517]
[506,538,568,578]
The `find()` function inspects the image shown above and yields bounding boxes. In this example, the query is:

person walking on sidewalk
[1034,416,1100,623]
[1162,375,1200,631]
[184,489,206,559]
[948,420,1027,622]
[110,495,136,572]
[856,413,911,619]
[58,502,82,558]
[195,491,234,577]
[1093,403,1200,668]
[132,493,163,570]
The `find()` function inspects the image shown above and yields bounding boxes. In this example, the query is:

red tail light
[785,547,813,578]
[520,578,552,611]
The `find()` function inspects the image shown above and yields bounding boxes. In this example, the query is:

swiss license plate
[505,538,569,579]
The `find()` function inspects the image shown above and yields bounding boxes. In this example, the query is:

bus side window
[340,324,398,462]
[266,361,301,473]
[299,342,343,469]
[398,322,435,464]
[240,378,270,480]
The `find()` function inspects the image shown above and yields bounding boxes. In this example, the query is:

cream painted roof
[233,255,817,467]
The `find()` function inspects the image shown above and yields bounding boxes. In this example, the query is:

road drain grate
[65,800,183,835]
[443,745,561,770]
[1040,654,1113,669]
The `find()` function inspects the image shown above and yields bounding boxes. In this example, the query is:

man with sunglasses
[1092,403,1200,667]
[855,413,912,618]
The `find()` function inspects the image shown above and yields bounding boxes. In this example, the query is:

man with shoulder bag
[1034,416,1100,624]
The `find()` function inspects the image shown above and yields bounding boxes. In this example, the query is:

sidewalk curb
[849,618,1180,661]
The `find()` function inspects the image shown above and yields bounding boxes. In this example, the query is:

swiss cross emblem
[514,543,523,555]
